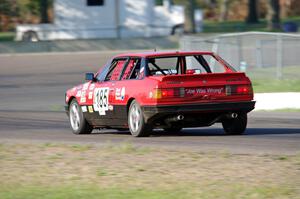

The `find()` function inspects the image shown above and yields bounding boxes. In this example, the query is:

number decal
[93,87,109,115]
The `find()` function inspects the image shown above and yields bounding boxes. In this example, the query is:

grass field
[247,66,300,93]
[202,16,300,33]
[0,32,15,41]
[252,78,300,93]
[0,142,299,199]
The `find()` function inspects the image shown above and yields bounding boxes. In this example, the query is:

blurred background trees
[0,0,300,32]
[0,0,53,31]
[267,0,281,30]
[175,0,300,31]
[184,0,196,33]
[246,0,259,23]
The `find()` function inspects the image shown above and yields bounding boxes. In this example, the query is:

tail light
[152,88,185,99]
[226,85,253,96]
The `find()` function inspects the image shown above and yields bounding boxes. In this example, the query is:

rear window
[147,54,232,76]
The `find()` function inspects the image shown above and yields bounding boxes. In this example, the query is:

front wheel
[222,113,247,135]
[69,99,93,134]
[128,100,151,137]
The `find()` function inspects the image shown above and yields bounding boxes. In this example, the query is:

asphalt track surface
[0,51,300,155]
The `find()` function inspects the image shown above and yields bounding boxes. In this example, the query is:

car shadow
[92,128,300,137]
[152,128,300,137]
[244,128,300,136]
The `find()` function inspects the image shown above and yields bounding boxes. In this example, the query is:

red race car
[65,51,255,137]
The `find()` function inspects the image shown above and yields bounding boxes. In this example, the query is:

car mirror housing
[85,73,95,81]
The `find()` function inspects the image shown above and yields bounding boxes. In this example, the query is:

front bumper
[142,101,255,123]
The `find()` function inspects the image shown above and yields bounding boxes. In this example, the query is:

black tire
[222,113,247,135]
[163,127,182,133]
[171,24,184,35]
[22,31,39,42]
[69,99,93,134]
[128,100,151,137]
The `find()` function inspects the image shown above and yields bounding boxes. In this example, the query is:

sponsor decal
[93,87,109,116]
[88,106,94,113]
[80,91,86,103]
[83,83,89,91]
[108,105,114,111]
[115,87,125,101]
[89,83,95,90]
[76,90,81,97]
[81,106,87,112]
[80,97,86,103]
[149,91,153,98]
[88,91,93,99]
[185,88,224,95]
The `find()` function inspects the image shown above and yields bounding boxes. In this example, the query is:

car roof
[113,51,214,59]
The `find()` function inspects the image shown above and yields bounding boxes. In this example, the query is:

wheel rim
[129,104,141,133]
[70,103,80,131]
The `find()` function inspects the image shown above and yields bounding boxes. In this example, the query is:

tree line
[0,0,298,32]
[0,0,52,31]
[184,0,287,33]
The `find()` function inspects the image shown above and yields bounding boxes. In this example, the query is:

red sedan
[65,51,255,137]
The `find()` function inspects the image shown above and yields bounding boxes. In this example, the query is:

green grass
[203,20,268,33]
[246,66,300,93]
[0,184,296,199]
[252,78,300,93]
[202,16,300,33]
[0,32,15,41]
[0,185,186,199]
[0,143,299,199]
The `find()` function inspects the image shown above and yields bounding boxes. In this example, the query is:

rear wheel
[128,100,151,137]
[171,24,184,35]
[22,31,39,42]
[222,113,247,135]
[69,99,93,134]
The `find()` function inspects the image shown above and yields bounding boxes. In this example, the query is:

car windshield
[147,54,233,76]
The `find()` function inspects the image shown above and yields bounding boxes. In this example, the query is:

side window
[121,58,142,80]
[105,59,126,81]
[202,55,226,73]
[87,0,104,6]
[185,55,226,74]
[148,57,178,76]
[96,59,111,81]
[186,56,209,74]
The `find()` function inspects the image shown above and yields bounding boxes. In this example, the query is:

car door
[111,57,144,126]
[87,58,128,127]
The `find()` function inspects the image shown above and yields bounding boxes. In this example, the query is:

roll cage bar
[145,55,214,76]
[96,54,234,82]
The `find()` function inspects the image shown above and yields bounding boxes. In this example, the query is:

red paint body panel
[65,51,255,128]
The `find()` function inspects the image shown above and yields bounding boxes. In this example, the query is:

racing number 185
[94,87,109,113]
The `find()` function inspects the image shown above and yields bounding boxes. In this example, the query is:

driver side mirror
[85,73,95,81]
